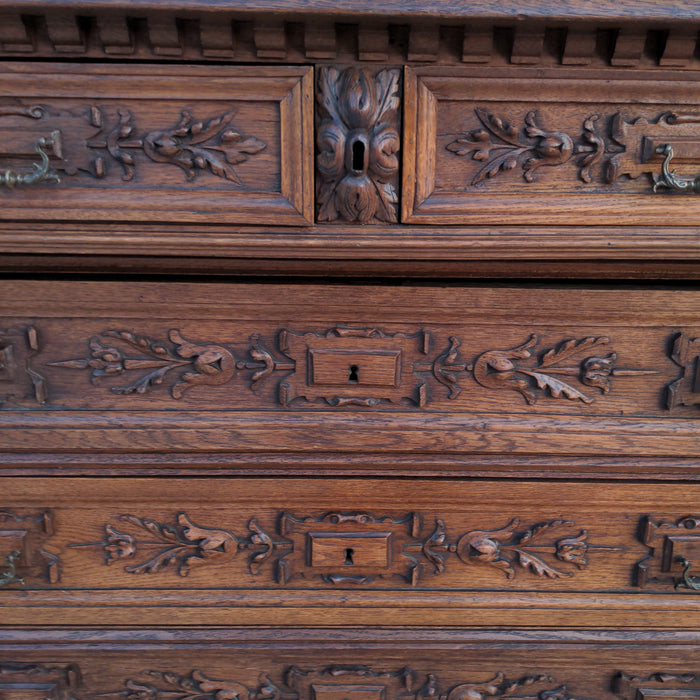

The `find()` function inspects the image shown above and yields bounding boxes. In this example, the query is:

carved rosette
[316,67,401,223]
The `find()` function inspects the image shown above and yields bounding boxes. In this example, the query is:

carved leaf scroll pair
[6,663,697,700]
[68,510,607,587]
[446,108,700,189]
[0,102,266,185]
[49,327,658,409]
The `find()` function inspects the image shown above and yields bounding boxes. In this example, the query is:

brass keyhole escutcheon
[348,365,359,383]
[344,548,354,565]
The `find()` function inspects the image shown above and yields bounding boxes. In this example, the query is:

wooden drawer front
[403,67,700,226]
[1,281,699,465]
[1,630,699,700]
[1,477,700,628]
[0,63,313,224]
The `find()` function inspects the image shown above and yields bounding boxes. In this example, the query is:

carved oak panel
[0,63,313,225]
[2,476,699,633]
[1,281,698,464]
[403,67,700,226]
[1,645,700,700]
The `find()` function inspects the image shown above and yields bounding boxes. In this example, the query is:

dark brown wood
[2,477,700,627]
[0,62,314,225]
[403,66,700,226]
[2,0,700,677]
[4,0,700,23]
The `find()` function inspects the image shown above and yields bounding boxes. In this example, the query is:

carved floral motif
[0,101,266,185]
[102,108,266,183]
[4,663,698,700]
[50,329,236,398]
[472,334,656,405]
[69,509,619,586]
[456,518,589,579]
[446,107,700,188]
[316,67,401,223]
[50,326,655,408]
[446,108,574,184]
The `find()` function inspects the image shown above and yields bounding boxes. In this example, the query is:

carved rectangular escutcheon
[661,531,700,571]
[308,531,392,568]
[310,684,387,700]
[309,349,401,387]
[278,327,429,407]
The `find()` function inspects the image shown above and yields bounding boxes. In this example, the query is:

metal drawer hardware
[653,144,700,194]
[0,550,24,587]
[0,137,61,189]
[675,555,700,591]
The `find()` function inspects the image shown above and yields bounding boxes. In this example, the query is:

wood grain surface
[1,633,700,700]
[0,63,313,225]
[1,281,698,471]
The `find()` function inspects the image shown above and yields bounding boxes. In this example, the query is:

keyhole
[351,139,365,171]
[344,548,354,565]
[348,364,359,383]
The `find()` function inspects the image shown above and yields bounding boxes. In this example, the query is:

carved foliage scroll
[316,67,401,223]
[4,664,700,700]
[0,102,266,186]
[50,327,656,409]
[447,108,700,190]
[70,510,618,587]
[83,666,595,700]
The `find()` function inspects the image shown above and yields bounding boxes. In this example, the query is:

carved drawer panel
[1,281,699,468]
[1,477,700,628]
[0,629,699,700]
[0,63,313,225]
[403,67,700,226]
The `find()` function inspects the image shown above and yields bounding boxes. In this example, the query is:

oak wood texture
[1,477,700,628]
[1,631,700,700]
[403,66,700,226]
[4,0,700,22]
[0,63,313,225]
[0,281,698,473]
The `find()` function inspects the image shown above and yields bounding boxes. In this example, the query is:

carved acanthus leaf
[315,67,400,223]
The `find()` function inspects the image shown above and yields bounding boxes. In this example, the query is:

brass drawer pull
[653,144,700,194]
[675,555,700,591]
[0,137,61,189]
[0,550,24,587]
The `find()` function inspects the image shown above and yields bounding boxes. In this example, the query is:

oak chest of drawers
[1,2,700,698]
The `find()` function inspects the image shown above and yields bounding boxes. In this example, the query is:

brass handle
[0,550,24,587]
[652,144,700,194]
[675,555,700,591]
[0,137,61,189]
